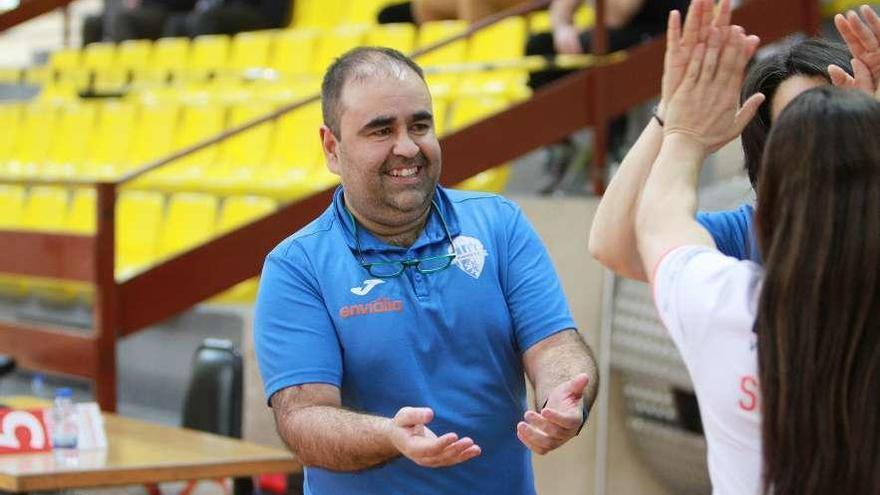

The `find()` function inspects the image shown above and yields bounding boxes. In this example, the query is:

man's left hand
[516,373,589,455]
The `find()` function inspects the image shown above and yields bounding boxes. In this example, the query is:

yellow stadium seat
[135,103,225,191]
[432,97,449,137]
[96,39,152,92]
[117,191,165,278]
[205,101,276,194]
[449,96,512,193]
[81,101,138,179]
[343,0,399,25]
[188,34,231,81]
[227,30,276,78]
[255,100,323,200]
[0,185,26,228]
[294,0,345,28]
[44,103,98,179]
[19,186,69,231]
[173,103,227,176]
[146,37,191,84]
[4,104,59,178]
[47,48,80,85]
[312,25,367,75]
[0,103,22,165]
[156,192,219,259]
[459,16,527,97]
[367,23,417,54]
[271,28,322,80]
[124,102,180,174]
[415,20,469,98]
[529,6,594,33]
[78,42,117,90]
[211,195,277,304]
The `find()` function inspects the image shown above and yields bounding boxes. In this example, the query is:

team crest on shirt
[449,235,487,279]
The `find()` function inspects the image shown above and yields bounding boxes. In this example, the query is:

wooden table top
[0,398,297,492]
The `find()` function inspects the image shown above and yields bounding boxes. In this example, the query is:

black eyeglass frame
[345,201,457,278]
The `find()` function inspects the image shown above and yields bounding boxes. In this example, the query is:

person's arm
[589,0,722,280]
[604,0,644,29]
[550,0,583,54]
[256,245,480,472]
[636,24,763,281]
[271,384,481,471]
[516,329,597,455]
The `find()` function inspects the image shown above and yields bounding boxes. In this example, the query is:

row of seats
[0,186,275,303]
[0,93,517,198]
[17,17,540,99]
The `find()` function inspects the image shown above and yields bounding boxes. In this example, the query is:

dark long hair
[755,86,880,494]
[741,38,852,186]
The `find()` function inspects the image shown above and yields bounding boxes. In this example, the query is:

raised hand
[660,0,732,117]
[516,373,589,455]
[663,25,764,154]
[385,406,481,467]
[835,6,880,79]
[832,6,880,98]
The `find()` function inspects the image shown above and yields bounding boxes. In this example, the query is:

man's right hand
[385,407,481,468]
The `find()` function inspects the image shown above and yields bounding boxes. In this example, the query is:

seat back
[311,26,366,76]
[156,192,219,258]
[181,338,243,438]
[0,185,26,228]
[366,23,416,54]
[271,29,321,79]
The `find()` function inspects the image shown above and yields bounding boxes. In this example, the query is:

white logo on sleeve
[449,235,488,279]
[351,279,385,296]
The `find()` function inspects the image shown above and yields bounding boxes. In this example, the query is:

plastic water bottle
[51,388,78,450]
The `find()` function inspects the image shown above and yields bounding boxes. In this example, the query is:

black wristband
[652,106,665,127]
[541,399,590,435]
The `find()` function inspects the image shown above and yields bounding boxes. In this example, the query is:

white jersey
[653,245,764,495]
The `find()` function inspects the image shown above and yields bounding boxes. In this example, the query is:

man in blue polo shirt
[254,47,598,495]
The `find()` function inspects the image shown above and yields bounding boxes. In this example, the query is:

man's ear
[320,125,341,176]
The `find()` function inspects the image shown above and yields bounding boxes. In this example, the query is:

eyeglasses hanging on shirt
[345,201,457,278]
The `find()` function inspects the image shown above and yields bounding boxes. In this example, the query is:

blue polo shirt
[697,203,761,263]
[254,186,576,495]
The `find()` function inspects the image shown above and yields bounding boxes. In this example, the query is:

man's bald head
[321,47,427,138]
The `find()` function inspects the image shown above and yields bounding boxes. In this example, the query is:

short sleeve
[502,203,577,351]
[254,242,342,404]
[696,206,752,260]
[652,245,762,360]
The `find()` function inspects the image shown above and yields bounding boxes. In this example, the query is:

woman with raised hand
[589,0,855,276]
[634,13,880,495]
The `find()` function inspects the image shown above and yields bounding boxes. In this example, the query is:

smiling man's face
[321,62,441,228]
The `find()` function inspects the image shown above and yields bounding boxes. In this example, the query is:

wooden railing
[0,0,820,410]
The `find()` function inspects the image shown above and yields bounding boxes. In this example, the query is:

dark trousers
[164,2,270,37]
[525,24,662,155]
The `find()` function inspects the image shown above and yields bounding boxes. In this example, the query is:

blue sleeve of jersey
[696,208,750,260]
[254,242,342,404]
[502,203,577,352]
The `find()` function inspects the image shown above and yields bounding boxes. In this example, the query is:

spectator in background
[378,0,527,24]
[526,0,689,194]
[162,0,290,37]
[82,0,288,44]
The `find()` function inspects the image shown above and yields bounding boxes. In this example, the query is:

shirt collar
[333,185,462,254]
